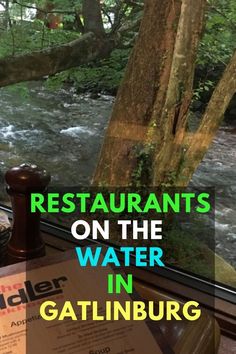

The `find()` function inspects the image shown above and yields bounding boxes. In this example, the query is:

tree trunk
[0,33,114,87]
[93,0,182,186]
[82,0,105,35]
[92,0,206,187]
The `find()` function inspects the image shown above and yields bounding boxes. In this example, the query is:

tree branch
[0,32,115,87]
[175,50,236,186]
[196,50,236,137]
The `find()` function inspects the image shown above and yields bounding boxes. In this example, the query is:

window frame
[1,203,236,338]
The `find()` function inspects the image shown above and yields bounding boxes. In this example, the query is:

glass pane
[0,0,235,293]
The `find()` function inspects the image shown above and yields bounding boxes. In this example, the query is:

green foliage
[0,0,134,93]
[193,80,214,100]
[5,83,30,99]
[131,144,154,187]
[198,0,235,67]
[44,0,235,96]
[193,0,236,101]
[162,227,213,278]
[45,70,70,90]
[0,21,80,58]
[46,48,131,94]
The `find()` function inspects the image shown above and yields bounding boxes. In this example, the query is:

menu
[0,254,164,354]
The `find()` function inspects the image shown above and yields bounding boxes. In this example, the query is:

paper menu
[0,257,163,354]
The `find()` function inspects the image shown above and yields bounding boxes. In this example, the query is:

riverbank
[0,82,235,275]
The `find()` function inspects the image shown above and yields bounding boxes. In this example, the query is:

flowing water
[0,82,235,268]
[0,83,113,186]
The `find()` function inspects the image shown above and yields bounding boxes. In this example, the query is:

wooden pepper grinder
[5,163,51,263]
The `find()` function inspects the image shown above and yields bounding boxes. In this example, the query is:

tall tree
[92,0,236,187]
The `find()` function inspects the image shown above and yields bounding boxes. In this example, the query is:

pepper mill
[5,163,51,263]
